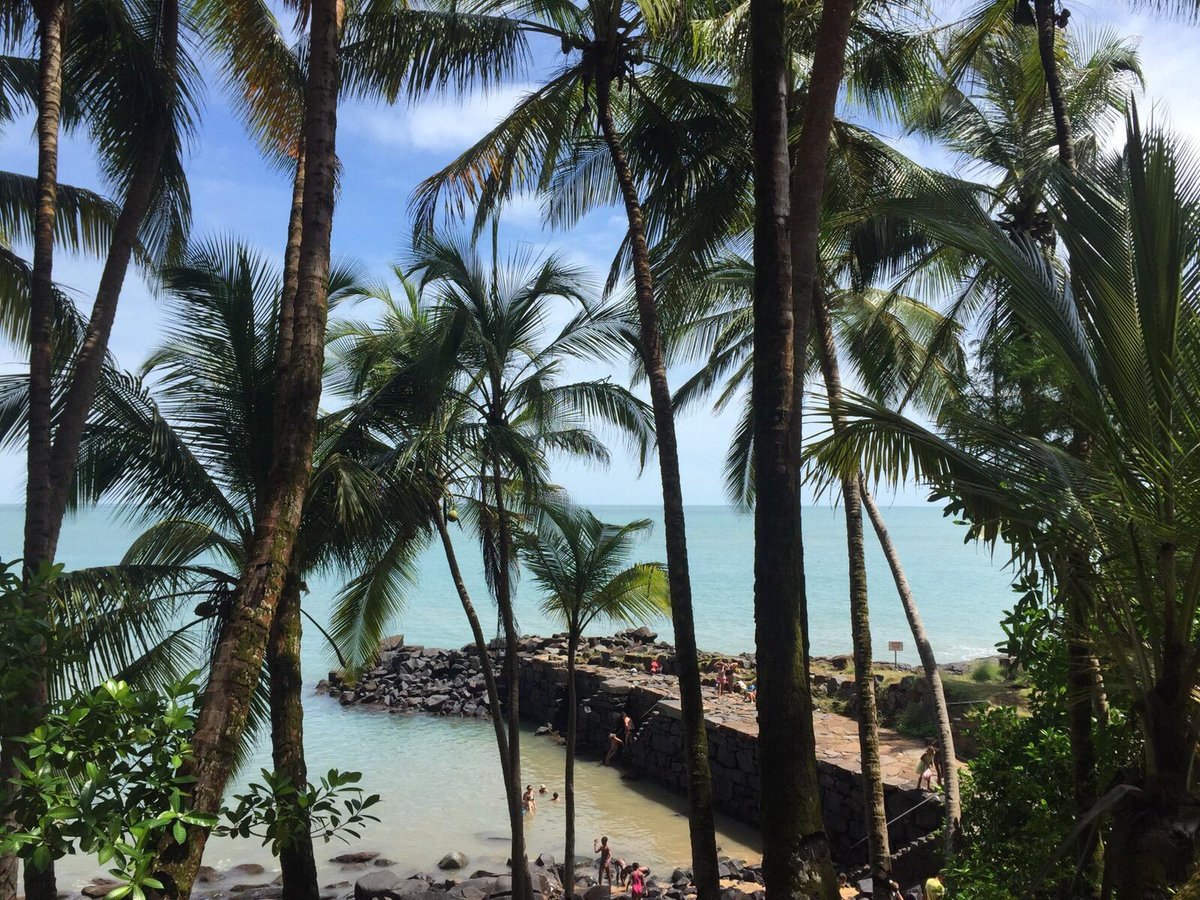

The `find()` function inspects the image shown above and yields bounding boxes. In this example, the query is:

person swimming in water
[521,784,537,815]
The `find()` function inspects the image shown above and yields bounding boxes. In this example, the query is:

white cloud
[343,85,538,154]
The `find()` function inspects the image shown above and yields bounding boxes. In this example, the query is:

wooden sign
[888,641,904,652]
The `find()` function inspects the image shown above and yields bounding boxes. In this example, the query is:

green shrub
[896,701,936,740]
[0,673,218,899]
[970,659,1002,683]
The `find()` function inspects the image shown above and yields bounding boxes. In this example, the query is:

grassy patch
[970,659,1003,683]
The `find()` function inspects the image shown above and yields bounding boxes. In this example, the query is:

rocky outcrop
[320,644,499,717]
[349,855,773,900]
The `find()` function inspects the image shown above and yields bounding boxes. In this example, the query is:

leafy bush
[0,674,217,900]
[218,768,381,855]
[946,700,1142,898]
[896,701,936,740]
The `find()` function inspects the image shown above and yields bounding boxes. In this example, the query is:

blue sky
[0,2,1196,507]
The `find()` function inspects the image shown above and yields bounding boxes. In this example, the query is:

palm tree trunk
[565,632,579,900]
[1032,0,1076,172]
[812,300,891,892]
[277,138,306,372]
[43,0,179,537]
[152,2,340,894]
[488,457,531,900]
[858,490,961,852]
[749,0,853,894]
[433,507,513,783]
[6,6,69,898]
[594,74,721,900]
[1063,572,1101,898]
[267,573,319,900]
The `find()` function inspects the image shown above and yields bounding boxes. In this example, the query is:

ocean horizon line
[0,499,939,511]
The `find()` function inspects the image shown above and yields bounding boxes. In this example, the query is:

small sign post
[888,640,904,667]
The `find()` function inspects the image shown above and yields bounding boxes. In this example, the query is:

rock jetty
[320,630,945,868]
[317,628,682,718]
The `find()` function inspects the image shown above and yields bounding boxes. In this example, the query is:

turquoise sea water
[1,502,1014,663]
[0,503,1013,889]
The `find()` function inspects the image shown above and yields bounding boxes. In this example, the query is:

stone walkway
[562,663,930,791]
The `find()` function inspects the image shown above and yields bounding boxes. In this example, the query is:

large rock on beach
[228,886,282,899]
[83,880,124,898]
[438,851,469,870]
[335,850,382,865]
[355,870,434,900]
[448,877,499,900]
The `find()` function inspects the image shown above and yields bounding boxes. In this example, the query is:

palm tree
[0,2,195,893]
[748,0,854,891]
[405,2,737,887]
[150,1,341,894]
[65,237,417,900]
[330,231,653,900]
[898,26,1141,876]
[813,111,1200,895]
[517,503,669,898]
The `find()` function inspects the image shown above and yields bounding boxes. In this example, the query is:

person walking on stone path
[916,742,939,790]
[594,836,613,884]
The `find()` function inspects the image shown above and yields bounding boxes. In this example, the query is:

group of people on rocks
[712,660,756,703]
[603,712,637,766]
[593,836,649,899]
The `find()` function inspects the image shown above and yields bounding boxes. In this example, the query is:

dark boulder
[448,877,498,900]
[334,851,381,865]
[439,851,469,870]
[83,880,124,898]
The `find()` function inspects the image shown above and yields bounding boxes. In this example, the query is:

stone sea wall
[321,631,944,867]
[516,657,940,866]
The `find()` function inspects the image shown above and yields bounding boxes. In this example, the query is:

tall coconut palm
[329,232,653,900]
[517,503,669,898]
[149,0,341,894]
[0,2,196,893]
[812,110,1200,896]
[65,237,416,900]
[749,0,855,887]
[404,3,738,888]
[896,26,1141,872]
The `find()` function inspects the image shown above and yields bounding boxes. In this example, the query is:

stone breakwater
[320,630,944,867]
